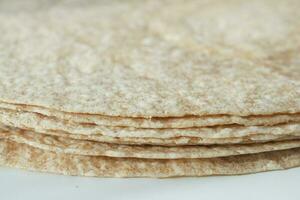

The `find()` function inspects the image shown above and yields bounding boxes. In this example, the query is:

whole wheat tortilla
[15,126,300,146]
[1,108,300,139]
[0,0,299,118]
[1,140,300,177]
[2,102,300,128]
[1,129,300,159]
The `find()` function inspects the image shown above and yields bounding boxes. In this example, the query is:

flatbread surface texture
[0,0,299,117]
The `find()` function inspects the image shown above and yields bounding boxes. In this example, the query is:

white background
[1,167,300,200]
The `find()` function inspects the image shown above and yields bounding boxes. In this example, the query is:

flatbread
[15,126,300,146]
[0,0,299,118]
[1,140,300,177]
[2,102,300,128]
[1,108,299,139]
[1,129,300,159]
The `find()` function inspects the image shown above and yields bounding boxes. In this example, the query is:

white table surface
[1,167,300,200]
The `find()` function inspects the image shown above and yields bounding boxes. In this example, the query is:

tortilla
[1,129,300,159]
[0,0,299,178]
[2,103,300,128]
[0,0,299,119]
[1,108,299,139]
[13,125,300,146]
[1,140,300,177]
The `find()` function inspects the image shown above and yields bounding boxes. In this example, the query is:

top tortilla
[0,0,299,117]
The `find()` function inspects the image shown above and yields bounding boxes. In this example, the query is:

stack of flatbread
[0,0,299,178]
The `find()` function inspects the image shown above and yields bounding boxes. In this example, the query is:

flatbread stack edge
[1,140,300,178]
[0,0,299,177]
[2,129,300,159]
